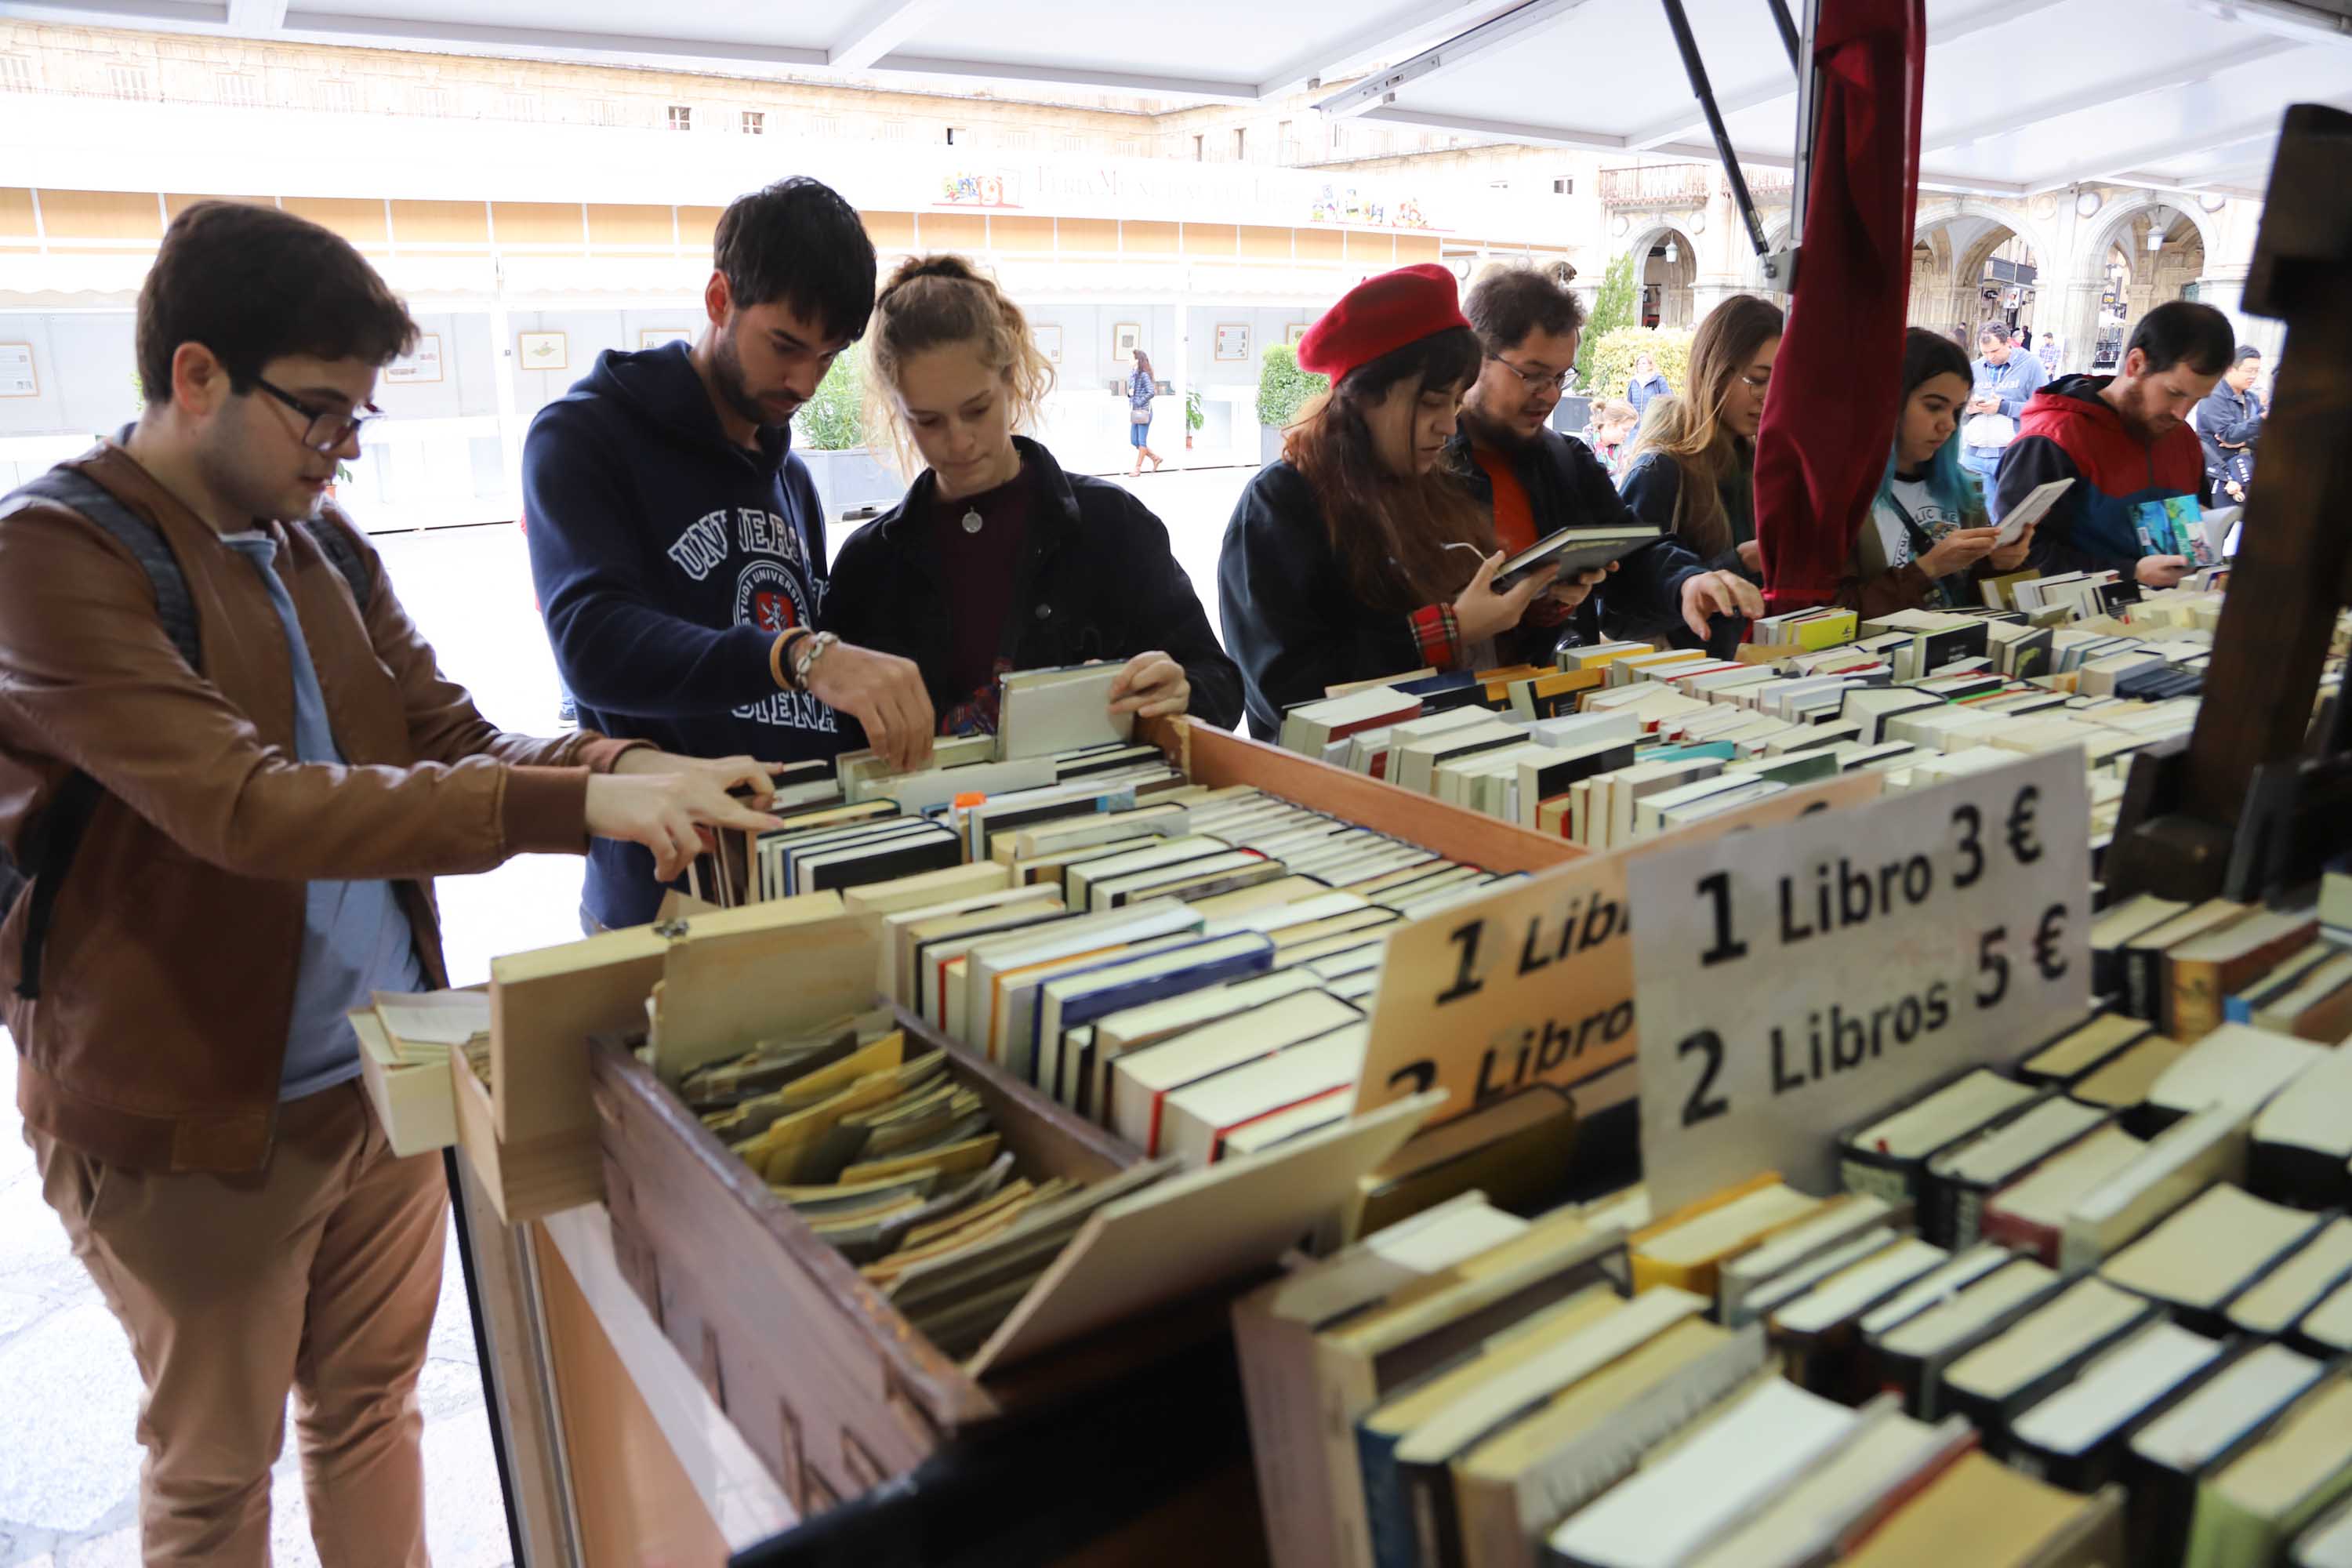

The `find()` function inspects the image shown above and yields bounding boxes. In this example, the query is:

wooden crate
[466,893,864,1223]
[470,722,1571,1223]
[591,1022,1205,1514]
[1145,717,1587,874]
[452,1045,604,1223]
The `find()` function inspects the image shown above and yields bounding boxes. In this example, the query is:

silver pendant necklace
[960,505,983,535]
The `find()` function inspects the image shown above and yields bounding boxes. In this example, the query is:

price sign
[1631,750,2089,1210]
[1353,770,1888,1127]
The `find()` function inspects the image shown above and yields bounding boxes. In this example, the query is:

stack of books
[1264,583,2350,875]
[1223,990,2352,1568]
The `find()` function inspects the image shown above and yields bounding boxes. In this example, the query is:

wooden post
[2103,104,2352,902]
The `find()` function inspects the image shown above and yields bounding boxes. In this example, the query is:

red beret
[1298,263,1472,383]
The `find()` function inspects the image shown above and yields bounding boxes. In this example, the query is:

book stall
[357,112,2352,1568]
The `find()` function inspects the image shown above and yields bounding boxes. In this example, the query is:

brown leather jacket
[0,442,640,1173]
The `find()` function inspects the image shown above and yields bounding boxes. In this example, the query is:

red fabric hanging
[1754,0,1927,612]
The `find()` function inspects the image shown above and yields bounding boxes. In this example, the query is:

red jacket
[1996,375,2204,575]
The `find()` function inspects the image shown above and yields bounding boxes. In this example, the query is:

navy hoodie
[523,342,844,928]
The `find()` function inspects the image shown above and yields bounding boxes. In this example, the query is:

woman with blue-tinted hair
[1838,327,2038,614]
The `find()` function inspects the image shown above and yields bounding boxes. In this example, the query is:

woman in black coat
[825,255,1242,738]
[1217,264,1568,739]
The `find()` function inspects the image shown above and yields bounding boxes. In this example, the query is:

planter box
[799,446,902,525]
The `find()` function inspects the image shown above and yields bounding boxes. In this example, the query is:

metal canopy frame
[2,0,2342,198]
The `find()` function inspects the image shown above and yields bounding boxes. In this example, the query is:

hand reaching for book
[611,747,787,808]
[1108,650,1189,719]
[806,642,935,773]
[584,771,786,882]
[2135,554,2190,589]
[1679,569,1763,639]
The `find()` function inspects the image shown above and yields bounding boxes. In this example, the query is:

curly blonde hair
[863,253,1057,476]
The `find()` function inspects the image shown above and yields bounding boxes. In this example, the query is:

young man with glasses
[1450,265,1761,643]
[0,200,780,1566]
[524,176,935,931]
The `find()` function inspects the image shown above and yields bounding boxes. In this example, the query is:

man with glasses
[0,199,779,1566]
[524,176,935,931]
[1450,265,1761,642]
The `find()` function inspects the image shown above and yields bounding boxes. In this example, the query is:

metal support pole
[1658,0,1773,262]
[445,1147,531,1566]
[1762,0,1802,69]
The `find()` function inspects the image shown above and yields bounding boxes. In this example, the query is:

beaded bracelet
[793,631,840,691]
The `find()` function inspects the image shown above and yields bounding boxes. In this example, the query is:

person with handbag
[1126,347,1164,476]
[1958,322,2046,485]
[1838,328,2035,615]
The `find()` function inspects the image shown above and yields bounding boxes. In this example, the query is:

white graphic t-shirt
[1873,474,1966,570]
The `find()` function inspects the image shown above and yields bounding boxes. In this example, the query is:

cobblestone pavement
[0,462,1254,1566]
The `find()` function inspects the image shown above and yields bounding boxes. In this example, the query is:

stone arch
[2077,191,2213,368]
[2080,189,2221,288]
[1624,221,1699,331]
[1910,197,2064,279]
[1908,199,2057,343]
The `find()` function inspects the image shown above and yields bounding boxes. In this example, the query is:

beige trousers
[31,1080,449,1568]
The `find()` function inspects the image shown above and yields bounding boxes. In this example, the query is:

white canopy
[6,0,2348,198]
[1313,0,2352,198]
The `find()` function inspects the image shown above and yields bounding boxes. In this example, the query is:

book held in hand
[1490,524,1664,591]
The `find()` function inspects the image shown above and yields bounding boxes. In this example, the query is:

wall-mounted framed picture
[1112,321,1142,362]
[0,342,37,397]
[638,326,691,350]
[518,331,568,372]
[383,332,444,385]
[1285,322,1309,348]
[1033,323,1062,364]
[1214,323,1251,361]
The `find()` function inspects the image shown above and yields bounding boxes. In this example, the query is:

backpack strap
[297,510,375,615]
[6,467,202,668]
[0,466,204,998]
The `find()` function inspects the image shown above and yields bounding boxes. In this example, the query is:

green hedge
[1257,343,1330,430]
[793,353,866,451]
[1582,327,1695,410]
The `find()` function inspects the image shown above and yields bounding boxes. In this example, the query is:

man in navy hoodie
[1994,300,2233,591]
[524,176,934,929]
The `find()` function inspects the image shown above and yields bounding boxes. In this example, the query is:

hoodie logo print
[664,510,731,581]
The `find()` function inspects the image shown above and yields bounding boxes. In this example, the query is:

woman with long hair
[823,256,1242,737]
[1127,347,1163,477]
[1839,327,2034,614]
[1217,264,1571,739]
[1619,294,1784,587]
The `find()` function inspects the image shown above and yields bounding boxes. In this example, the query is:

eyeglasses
[1737,369,1773,392]
[1488,354,1573,393]
[248,374,383,453]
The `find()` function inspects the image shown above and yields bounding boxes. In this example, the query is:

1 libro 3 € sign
[1630,748,2091,1210]
[1351,771,1886,1126]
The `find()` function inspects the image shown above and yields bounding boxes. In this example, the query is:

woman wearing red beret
[1216,263,1575,739]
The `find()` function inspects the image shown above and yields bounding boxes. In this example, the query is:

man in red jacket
[1993,300,2234,590]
